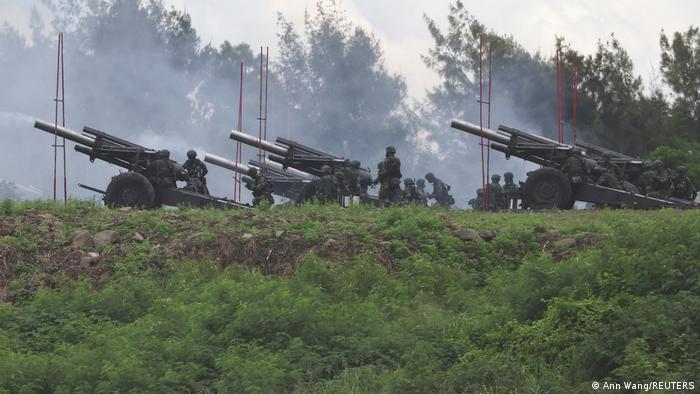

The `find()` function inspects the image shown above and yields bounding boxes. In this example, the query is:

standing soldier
[488,174,506,210]
[374,146,402,206]
[245,167,274,207]
[561,150,589,185]
[183,150,209,195]
[503,172,520,209]
[425,172,455,208]
[672,166,697,200]
[315,165,340,204]
[416,178,429,205]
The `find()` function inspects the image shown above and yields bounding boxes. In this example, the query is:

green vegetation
[0,201,699,393]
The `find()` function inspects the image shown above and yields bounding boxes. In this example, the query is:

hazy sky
[2,0,698,98]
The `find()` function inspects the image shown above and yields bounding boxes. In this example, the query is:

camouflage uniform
[599,152,624,180]
[316,165,339,203]
[468,188,484,210]
[148,149,177,188]
[561,150,588,185]
[245,168,274,207]
[400,178,422,205]
[636,161,657,195]
[415,179,429,205]
[503,172,520,209]
[649,160,673,198]
[183,150,209,195]
[488,174,506,210]
[672,166,697,200]
[374,146,402,205]
[425,172,455,208]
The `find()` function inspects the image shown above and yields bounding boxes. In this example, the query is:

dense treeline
[1,201,699,392]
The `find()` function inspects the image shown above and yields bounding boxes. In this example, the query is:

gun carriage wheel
[104,172,156,209]
[522,167,574,210]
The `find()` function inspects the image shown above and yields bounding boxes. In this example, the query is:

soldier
[599,152,624,180]
[316,165,340,203]
[245,167,274,207]
[415,178,429,205]
[468,188,484,210]
[593,165,620,189]
[636,161,656,195]
[373,146,402,205]
[488,174,506,210]
[649,160,673,198]
[400,178,422,205]
[672,166,697,200]
[503,172,520,209]
[345,160,363,197]
[183,150,209,195]
[425,172,455,208]
[146,149,177,189]
[561,150,588,185]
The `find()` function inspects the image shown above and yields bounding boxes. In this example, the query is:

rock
[454,228,482,242]
[118,207,132,212]
[533,226,547,233]
[544,229,561,240]
[80,252,101,266]
[242,233,254,240]
[480,229,498,242]
[552,237,576,249]
[0,224,14,237]
[275,230,285,239]
[132,231,145,243]
[71,230,95,250]
[323,239,337,248]
[94,230,120,247]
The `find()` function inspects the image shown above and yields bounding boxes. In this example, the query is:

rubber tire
[104,172,156,209]
[522,167,574,210]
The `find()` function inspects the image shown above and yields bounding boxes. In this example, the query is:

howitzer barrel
[249,160,316,180]
[204,153,252,174]
[450,119,511,145]
[34,119,96,147]
[229,130,288,157]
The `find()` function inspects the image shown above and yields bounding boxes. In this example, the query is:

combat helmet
[653,160,664,169]
[504,172,514,181]
[321,165,333,175]
[677,166,687,174]
[187,150,197,159]
[160,149,170,159]
[350,160,361,169]
[386,146,396,155]
[404,178,415,186]
[425,172,435,181]
[491,174,501,183]
[247,167,258,177]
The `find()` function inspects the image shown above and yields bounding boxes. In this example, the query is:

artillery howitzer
[204,153,313,201]
[33,119,249,210]
[451,119,699,209]
[226,130,378,203]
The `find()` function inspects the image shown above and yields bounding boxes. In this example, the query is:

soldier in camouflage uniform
[316,165,340,204]
[400,178,422,205]
[183,150,209,195]
[636,161,656,195]
[147,149,177,189]
[374,146,402,206]
[415,178,429,205]
[245,167,274,207]
[468,188,484,210]
[425,172,455,208]
[599,152,623,180]
[649,160,673,198]
[672,166,697,200]
[488,174,506,210]
[503,172,520,209]
[561,150,589,185]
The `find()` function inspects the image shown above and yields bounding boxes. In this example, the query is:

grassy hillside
[0,200,698,393]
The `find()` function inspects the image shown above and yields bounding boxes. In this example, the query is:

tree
[660,27,700,138]
[275,1,409,164]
